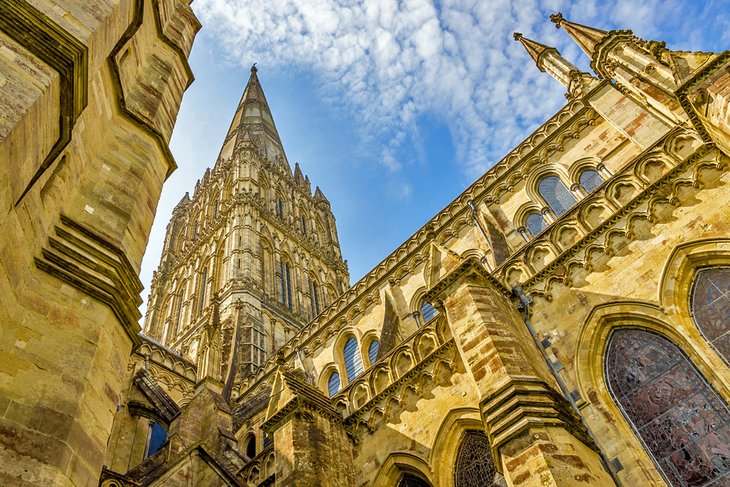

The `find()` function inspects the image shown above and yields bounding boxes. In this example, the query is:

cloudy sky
[139,0,729,316]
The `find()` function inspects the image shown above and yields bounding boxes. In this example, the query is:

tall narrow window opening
[145,421,167,458]
[398,474,430,487]
[285,263,292,309]
[368,340,380,365]
[343,337,364,382]
[606,329,730,486]
[327,370,340,397]
[525,211,547,238]
[420,301,438,323]
[538,175,576,217]
[691,267,730,364]
[199,269,207,314]
[579,169,603,193]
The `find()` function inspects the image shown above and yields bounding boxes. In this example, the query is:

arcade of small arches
[517,159,611,240]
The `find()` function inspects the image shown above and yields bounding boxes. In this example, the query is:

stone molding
[107,0,199,179]
[35,214,143,345]
[1,0,88,204]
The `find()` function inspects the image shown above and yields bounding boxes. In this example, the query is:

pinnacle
[550,12,608,57]
[513,32,554,70]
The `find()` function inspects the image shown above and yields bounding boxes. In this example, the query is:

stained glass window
[579,169,603,193]
[420,302,439,323]
[343,337,364,381]
[327,371,340,397]
[538,175,576,217]
[368,340,380,365]
[606,329,730,486]
[397,474,430,487]
[525,211,546,238]
[691,267,730,364]
[454,430,496,487]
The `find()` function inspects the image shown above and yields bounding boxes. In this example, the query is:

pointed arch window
[579,169,603,193]
[524,211,547,238]
[606,329,730,486]
[538,175,576,217]
[244,434,256,459]
[691,267,730,365]
[310,279,320,316]
[279,261,293,309]
[368,340,380,365]
[198,268,208,314]
[420,301,438,323]
[277,197,284,220]
[327,370,341,397]
[343,337,364,382]
[454,430,496,486]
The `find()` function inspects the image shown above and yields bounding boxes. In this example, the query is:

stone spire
[550,13,608,58]
[513,32,579,88]
[219,64,288,164]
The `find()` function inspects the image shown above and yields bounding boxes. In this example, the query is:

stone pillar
[263,368,355,487]
[426,258,615,486]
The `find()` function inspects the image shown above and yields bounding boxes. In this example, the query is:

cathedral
[1,2,729,486]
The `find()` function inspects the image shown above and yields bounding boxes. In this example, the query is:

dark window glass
[328,371,340,397]
[245,435,256,459]
[579,169,603,193]
[398,474,430,487]
[538,176,576,217]
[277,198,284,219]
[263,432,273,449]
[285,263,292,309]
[145,422,167,458]
[174,293,183,335]
[280,261,286,304]
[454,430,496,487]
[199,269,207,314]
[368,340,380,365]
[312,281,320,315]
[691,267,730,364]
[301,215,307,234]
[606,329,730,487]
[525,211,546,238]
[420,302,438,323]
[343,337,364,381]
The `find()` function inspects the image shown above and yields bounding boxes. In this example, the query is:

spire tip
[250,63,258,74]
[513,32,523,41]
[550,12,564,28]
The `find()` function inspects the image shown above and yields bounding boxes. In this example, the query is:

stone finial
[550,12,564,28]
[250,62,257,74]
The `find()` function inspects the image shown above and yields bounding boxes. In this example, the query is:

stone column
[426,258,615,486]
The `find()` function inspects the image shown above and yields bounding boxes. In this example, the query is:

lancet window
[279,260,293,309]
[524,211,547,238]
[606,329,730,486]
[578,169,603,193]
[310,279,320,316]
[420,301,439,323]
[343,337,364,382]
[327,370,340,397]
[538,175,576,217]
[368,340,380,365]
[145,421,167,458]
[691,267,730,364]
[454,430,496,486]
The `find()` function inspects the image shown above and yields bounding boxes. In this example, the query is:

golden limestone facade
[0,0,200,486]
[2,5,730,487]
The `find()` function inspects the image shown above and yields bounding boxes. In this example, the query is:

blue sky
[139,0,730,316]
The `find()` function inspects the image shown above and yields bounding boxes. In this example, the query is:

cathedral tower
[143,66,349,387]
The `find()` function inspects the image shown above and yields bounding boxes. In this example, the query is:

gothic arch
[567,156,603,184]
[371,452,433,487]
[575,303,730,484]
[429,408,493,487]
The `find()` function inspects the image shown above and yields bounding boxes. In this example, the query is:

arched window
[245,434,256,459]
[691,267,730,364]
[368,340,380,365]
[276,197,285,220]
[310,279,320,316]
[398,474,430,487]
[327,370,340,397]
[538,175,576,217]
[579,169,603,193]
[279,260,293,309]
[145,421,167,458]
[420,301,439,323]
[524,211,547,238]
[198,268,208,315]
[606,329,730,486]
[454,430,496,486]
[343,337,364,382]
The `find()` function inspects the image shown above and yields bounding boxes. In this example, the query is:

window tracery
[454,430,496,487]
[524,211,547,238]
[397,474,430,487]
[691,267,730,364]
[606,329,730,486]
